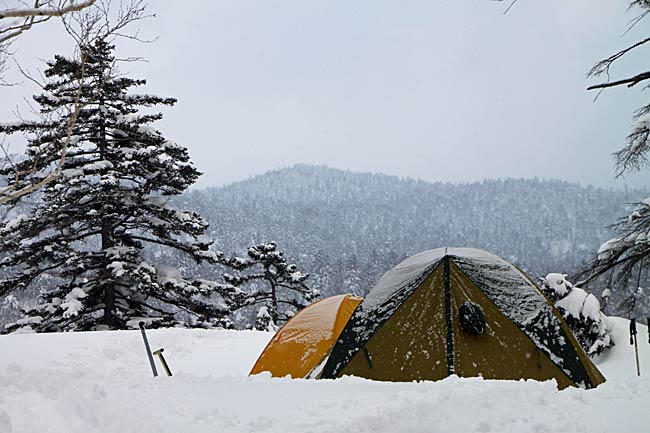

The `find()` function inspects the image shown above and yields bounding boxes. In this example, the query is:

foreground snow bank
[1,318,648,433]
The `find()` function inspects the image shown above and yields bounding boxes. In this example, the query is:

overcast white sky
[2,0,650,189]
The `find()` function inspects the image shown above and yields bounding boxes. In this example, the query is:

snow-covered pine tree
[541,273,614,357]
[224,241,319,330]
[0,39,243,332]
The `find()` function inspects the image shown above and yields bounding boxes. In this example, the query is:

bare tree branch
[0,1,98,84]
[582,1,650,181]
[491,0,519,15]
[0,16,49,44]
[0,47,88,204]
[502,0,519,15]
[587,71,650,91]
[0,1,97,46]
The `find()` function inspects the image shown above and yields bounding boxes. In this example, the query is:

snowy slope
[1,317,648,433]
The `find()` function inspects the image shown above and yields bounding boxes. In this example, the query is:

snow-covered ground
[1,317,648,433]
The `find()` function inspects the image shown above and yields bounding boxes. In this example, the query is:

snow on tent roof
[362,247,531,313]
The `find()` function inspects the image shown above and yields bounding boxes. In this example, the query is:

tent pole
[444,255,454,375]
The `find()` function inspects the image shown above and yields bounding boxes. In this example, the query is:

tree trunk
[101,221,115,327]
[270,280,278,325]
[98,91,115,328]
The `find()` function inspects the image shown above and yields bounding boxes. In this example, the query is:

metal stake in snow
[139,321,158,377]
[153,348,173,377]
[629,318,641,376]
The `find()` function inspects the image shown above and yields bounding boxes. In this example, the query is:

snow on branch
[580,197,650,287]
[0,1,97,19]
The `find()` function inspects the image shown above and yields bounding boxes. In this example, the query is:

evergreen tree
[224,241,319,330]
[342,255,364,296]
[0,39,242,332]
[541,273,614,357]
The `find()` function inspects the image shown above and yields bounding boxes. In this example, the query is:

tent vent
[459,302,486,335]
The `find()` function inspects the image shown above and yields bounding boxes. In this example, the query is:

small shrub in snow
[541,273,614,357]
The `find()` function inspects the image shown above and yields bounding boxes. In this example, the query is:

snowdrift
[0,317,648,433]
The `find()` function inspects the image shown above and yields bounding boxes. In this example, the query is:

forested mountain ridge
[2,164,646,326]
[179,164,645,300]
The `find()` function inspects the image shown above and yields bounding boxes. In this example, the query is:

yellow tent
[249,294,362,378]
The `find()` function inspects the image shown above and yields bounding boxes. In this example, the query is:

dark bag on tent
[459,302,486,335]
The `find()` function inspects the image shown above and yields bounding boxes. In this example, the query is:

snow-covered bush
[541,273,614,357]
[254,306,276,332]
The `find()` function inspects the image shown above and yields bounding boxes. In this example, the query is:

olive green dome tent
[320,247,605,389]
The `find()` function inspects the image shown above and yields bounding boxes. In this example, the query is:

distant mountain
[178,164,646,300]
[2,164,647,327]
